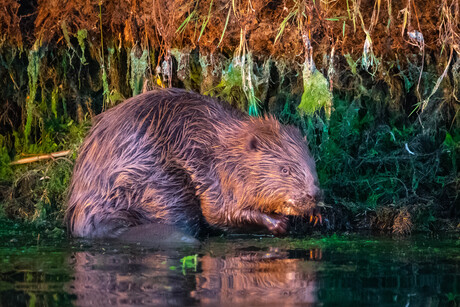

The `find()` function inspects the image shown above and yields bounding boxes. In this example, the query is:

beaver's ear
[247,136,259,152]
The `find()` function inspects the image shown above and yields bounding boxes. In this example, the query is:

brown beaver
[65,88,321,238]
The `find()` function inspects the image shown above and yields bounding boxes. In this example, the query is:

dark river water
[0,221,459,306]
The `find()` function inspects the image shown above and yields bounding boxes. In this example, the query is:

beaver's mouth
[274,199,323,226]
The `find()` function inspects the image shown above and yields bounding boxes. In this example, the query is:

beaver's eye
[281,167,289,175]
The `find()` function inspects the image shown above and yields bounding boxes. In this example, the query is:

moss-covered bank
[0,0,458,234]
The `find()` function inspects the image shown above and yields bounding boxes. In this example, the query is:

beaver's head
[224,116,322,223]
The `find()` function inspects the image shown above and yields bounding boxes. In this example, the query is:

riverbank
[0,0,458,233]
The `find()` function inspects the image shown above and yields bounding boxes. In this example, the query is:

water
[1,221,459,306]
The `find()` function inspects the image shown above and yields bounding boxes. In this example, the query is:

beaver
[65,88,321,238]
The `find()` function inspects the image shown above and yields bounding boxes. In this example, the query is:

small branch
[10,150,71,165]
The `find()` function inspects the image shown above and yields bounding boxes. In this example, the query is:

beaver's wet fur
[65,88,321,238]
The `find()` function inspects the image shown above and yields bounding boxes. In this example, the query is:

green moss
[101,66,109,107]
[443,131,459,173]
[210,54,261,115]
[0,136,12,182]
[211,59,245,110]
[344,53,357,75]
[60,21,71,48]
[129,48,149,96]
[105,47,125,105]
[50,87,59,119]
[244,53,260,116]
[298,69,331,115]
[24,46,43,146]
[171,48,191,89]
[76,29,88,65]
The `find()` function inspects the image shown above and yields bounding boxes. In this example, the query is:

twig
[10,150,71,165]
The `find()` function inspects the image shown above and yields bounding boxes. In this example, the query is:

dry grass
[0,0,455,63]
[0,0,22,48]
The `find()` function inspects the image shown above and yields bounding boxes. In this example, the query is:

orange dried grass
[6,0,457,63]
[0,0,22,48]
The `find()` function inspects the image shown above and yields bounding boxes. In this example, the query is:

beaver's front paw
[261,214,289,236]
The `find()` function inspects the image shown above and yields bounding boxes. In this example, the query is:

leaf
[181,254,198,275]
[216,6,231,49]
[198,0,214,42]
[176,10,196,34]
[275,8,298,44]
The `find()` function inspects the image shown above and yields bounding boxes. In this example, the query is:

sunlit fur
[65,88,320,238]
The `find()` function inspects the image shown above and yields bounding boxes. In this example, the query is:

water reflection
[0,246,74,306]
[68,242,320,306]
[2,234,459,306]
[192,250,318,305]
[68,249,197,306]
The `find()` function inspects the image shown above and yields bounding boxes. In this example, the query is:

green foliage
[298,70,331,115]
[216,6,231,49]
[50,87,59,119]
[344,53,357,75]
[168,254,198,274]
[16,158,73,223]
[244,54,260,116]
[5,121,88,222]
[176,10,196,34]
[105,47,125,105]
[171,48,192,89]
[0,136,12,182]
[60,21,71,48]
[129,48,149,96]
[198,0,213,42]
[180,254,198,275]
[0,22,458,232]
[210,59,245,110]
[24,46,44,145]
[278,77,457,226]
[274,1,300,44]
[36,158,74,221]
[446,292,460,303]
[304,87,459,222]
[443,131,459,173]
[76,29,88,65]
[210,54,264,115]
[102,66,109,107]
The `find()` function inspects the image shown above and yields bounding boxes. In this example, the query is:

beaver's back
[66,89,232,238]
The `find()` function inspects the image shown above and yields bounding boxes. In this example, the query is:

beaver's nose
[305,186,322,203]
[304,194,316,203]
